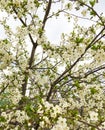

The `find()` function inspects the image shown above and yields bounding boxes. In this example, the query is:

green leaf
[90,10,96,16]
[38,28,43,35]
[75,37,84,44]
[34,0,40,8]
[74,80,81,89]
[89,0,95,7]
[91,127,96,130]
[90,88,98,94]
[0,116,6,122]
[3,39,8,44]
[71,109,79,117]
[91,45,101,50]
[67,3,71,9]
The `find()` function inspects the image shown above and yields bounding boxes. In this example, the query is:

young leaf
[89,0,95,7]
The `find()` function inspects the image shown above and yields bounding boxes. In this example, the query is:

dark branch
[0,83,9,95]
[42,0,52,29]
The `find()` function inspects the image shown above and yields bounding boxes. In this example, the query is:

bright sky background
[0,0,105,44]
[45,0,105,44]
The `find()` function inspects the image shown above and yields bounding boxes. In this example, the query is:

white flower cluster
[15,110,29,123]
[9,88,22,105]
[37,99,65,129]
[89,111,98,122]
[51,117,69,130]
[0,40,14,69]
[36,83,105,129]
[1,110,29,127]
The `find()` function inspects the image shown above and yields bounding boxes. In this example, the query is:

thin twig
[0,83,9,95]
[77,0,105,26]
[64,10,97,22]
[78,119,101,130]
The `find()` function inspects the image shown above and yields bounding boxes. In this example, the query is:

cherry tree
[0,0,105,130]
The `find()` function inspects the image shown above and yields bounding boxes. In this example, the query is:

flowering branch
[46,28,105,101]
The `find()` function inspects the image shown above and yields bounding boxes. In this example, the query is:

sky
[0,0,105,44]
[44,0,105,44]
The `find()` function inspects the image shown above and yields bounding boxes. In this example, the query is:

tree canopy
[0,0,105,130]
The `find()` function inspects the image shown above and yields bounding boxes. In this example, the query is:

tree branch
[78,119,101,130]
[12,7,37,47]
[42,0,52,29]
